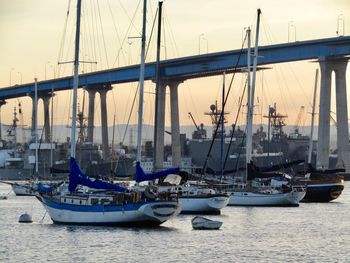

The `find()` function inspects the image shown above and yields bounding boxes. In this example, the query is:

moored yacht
[214,11,306,207]
[37,159,181,226]
[37,0,181,227]
[158,178,229,214]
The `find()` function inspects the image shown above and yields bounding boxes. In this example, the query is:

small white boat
[191,216,223,230]
[158,180,229,215]
[11,183,37,196]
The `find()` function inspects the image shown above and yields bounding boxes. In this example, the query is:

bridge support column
[0,100,6,140]
[99,85,112,161]
[334,59,349,170]
[154,82,167,171]
[169,81,182,167]
[85,87,97,143]
[40,94,52,143]
[317,57,349,171]
[317,58,332,169]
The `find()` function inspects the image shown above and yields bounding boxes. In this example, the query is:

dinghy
[191,216,223,230]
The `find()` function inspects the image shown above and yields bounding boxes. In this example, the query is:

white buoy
[19,213,33,223]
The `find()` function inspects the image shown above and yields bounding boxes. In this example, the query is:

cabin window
[80,200,82,205]
[71,199,74,203]
[64,199,66,203]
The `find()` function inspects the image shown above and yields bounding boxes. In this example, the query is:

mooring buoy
[19,213,33,223]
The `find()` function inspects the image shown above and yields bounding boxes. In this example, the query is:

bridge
[1,35,349,171]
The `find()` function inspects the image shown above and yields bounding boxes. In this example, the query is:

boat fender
[144,186,158,200]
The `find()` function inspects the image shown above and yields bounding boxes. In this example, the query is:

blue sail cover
[136,161,179,183]
[68,158,127,192]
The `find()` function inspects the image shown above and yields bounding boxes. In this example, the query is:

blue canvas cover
[135,161,179,183]
[37,182,54,193]
[68,158,127,192]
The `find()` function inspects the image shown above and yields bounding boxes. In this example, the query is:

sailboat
[36,0,181,226]
[130,1,228,215]
[226,9,306,206]
[292,69,345,202]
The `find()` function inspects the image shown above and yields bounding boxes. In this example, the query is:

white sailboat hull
[228,190,306,206]
[12,184,37,196]
[179,195,229,214]
[38,196,181,226]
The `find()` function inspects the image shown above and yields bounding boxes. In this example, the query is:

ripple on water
[1,182,350,263]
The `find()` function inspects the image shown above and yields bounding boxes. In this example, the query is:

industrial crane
[188,112,199,130]
[293,106,305,135]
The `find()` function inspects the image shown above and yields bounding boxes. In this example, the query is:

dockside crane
[188,112,199,131]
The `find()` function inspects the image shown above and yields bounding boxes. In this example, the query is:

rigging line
[112,0,142,67]
[276,64,298,114]
[91,0,103,70]
[97,1,110,69]
[107,0,127,67]
[110,88,121,140]
[120,7,159,144]
[223,78,248,172]
[202,32,248,173]
[57,0,72,77]
[82,0,94,68]
[163,7,202,122]
[163,9,179,57]
[118,0,142,35]
[288,63,313,108]
[89,0,98,70]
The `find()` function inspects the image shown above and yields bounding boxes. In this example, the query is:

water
[1,182,349,263]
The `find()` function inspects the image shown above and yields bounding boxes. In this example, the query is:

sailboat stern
[139,201,181,224]
[287,187,306,206]
[207,194,230,210]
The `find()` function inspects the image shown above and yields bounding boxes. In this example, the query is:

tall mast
[246,9,261,166]
[153,0,163,171]
[308,69,319,164]
[34,78,39,174]
[136,0,147,163]
[220,72,225,178]
[245,27,252,165]
[70,0,82,159]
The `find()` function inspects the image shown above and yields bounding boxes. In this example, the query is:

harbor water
[1,182,349,263]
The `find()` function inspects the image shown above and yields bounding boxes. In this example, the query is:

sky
[0,0,349,143]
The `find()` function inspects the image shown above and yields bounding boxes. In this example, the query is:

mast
[308,69,319,164]
[245,27,252,165]
[220,72,225,178]
[246,9,261,167]
[136,0,147,164]
[70,0,82,159]
[50,87,54,174]
[34,78,39,174]
[153,0,163,171]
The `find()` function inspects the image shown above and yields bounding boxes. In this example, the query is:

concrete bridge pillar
[317,57,349,171]
[169,81,182,167]
[85,86,98,143]
[99,85,112,161]
[317,58,332,169]
[334,59,349,170]
[154,82,167,171]
[0,100,6,140]
[40,94,52,143]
